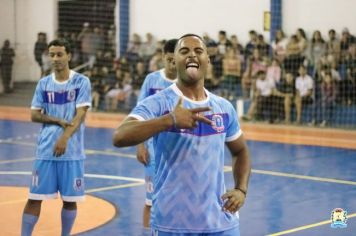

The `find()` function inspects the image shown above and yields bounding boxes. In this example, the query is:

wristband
[169,112,177,128]
[234,187,247,196]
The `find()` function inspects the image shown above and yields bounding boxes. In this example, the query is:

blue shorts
[29,159,85,202]
[145,159,155,206]
[151,227,240,236]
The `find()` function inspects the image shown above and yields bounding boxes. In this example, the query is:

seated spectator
[320,72,337,127]
[105,72,132,111]
[255,70,276,122]
[266,58,282,86]
[274,72,295,124]
[241,70,275,122]
[295,65,314,124]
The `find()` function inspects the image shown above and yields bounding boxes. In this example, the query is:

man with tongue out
[113,34,251,236]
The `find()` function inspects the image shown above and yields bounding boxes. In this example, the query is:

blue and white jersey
[138,69,176,102]
[129,83,242,233]
[31,70,92,161]
[137,69,176,161]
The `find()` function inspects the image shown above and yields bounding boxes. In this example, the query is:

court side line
[223,167,356,186]
[0,139,136,159]
[85,149,136,159]
[86,182,144,193]
[85,173,144,182]
[0,158,34,164]
[267,212,356,235]
[0,171,144,182]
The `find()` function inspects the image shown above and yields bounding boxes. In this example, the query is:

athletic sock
[61,208,77,236]
[21,213,39,236]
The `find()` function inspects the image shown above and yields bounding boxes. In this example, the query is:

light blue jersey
[130,84,242,233]
[138,69,176,206]
[31,70,92,161]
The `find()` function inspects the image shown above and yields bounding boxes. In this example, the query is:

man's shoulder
[145,70,163,79]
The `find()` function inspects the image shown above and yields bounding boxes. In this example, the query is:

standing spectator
[272,30,288,63]
[222,47,241,100]
[139,32,157,66]
[340,27,356,62]
[310,30,326,75]
[296,28,309,62]
[320,72,337,127]
[77,22,95,64]
[245,30,258,58]
[257,34,272,58]
[326,29,341,63]
[0,40,15,93]
[41,48,52,76]
[285,35,303,76]
[295,65,314,124]
[34,32,48,76]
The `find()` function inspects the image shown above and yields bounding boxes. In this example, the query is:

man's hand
[221,189,246,214]
[53,136,68,157]
[172,97,212,129]
[58,120,73,129]
[137,143,149,165]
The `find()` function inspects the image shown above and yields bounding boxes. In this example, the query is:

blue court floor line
[267,212,356,236]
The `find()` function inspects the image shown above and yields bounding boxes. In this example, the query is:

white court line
[86,182,144,193]
[0,171,144,182]
[0,158,34,164]
[224,166,356,186]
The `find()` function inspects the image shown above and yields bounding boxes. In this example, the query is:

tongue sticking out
[187,67,199,79]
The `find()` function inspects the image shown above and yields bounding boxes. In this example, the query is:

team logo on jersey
[67,89,76,102]
[73,178,84,191]
[211,114,225,132]
[331,208,347,228]
[31,170,39,187]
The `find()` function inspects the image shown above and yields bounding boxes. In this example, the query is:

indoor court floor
[0,106,355,236]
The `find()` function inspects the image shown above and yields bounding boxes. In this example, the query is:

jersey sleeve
[31,81,44,110]
[76,76,92,108]
[225,101,242,142]
[129,93,163,121]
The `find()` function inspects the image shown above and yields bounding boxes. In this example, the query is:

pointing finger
[195,116,212,125]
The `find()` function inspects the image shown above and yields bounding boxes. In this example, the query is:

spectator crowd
[26,24,356,126]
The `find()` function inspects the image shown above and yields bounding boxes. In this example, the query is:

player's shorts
[151,226,240,236]
[29,159,85,202]
[145,159,155,206]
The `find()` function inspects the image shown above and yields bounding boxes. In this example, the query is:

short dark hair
[179,33,204,41]
[163,39,178,54]
[176,34,205,51]
[48,38,72,54]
